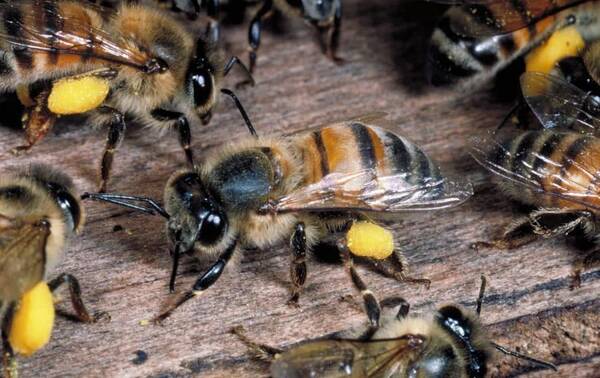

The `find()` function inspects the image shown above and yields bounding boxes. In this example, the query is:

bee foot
[10,145,32,156]
[92,311,111,323]
[286,295,300,308]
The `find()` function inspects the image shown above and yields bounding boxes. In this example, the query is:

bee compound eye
[197,211,227,246]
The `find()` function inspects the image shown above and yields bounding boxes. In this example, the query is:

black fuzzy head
[26,164,82,233]
[186,38,215,111]
[168,172,228,252]
[435,305,489,377]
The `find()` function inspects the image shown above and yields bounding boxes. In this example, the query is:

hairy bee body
[0,166,81,297]
[429,1,600,85]
[175,121,445,256]
[0,1,219,127]
[490,130,600,211]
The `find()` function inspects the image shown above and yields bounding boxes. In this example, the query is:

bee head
[186,38,216,114]
[166,171,228,253]
[294,0,339,22]
[27,164,83,233]
[435,305,490,378]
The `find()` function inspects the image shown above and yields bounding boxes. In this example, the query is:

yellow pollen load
[48,76,110,115]
[525,26,585,74]
[346,221,394,260]
[9,282,56,356]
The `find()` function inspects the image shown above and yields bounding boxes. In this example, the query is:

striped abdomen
[295,122,442,187]
[0,1,108,81]
[428,1,600,85]
[491,130,600,210]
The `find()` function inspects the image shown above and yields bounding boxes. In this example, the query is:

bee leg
[97,107,126,193]
[337,239,381,338]
[314,1,343,64]
[230,326,283,361]
[48,273,109,323]
[1,304,17,378]
[379,297,410,320]
[205,0,220,43]
[572,249,600,289]
[366,251,431,289]
[11,86,56,155]
[472,216,538,250]
[247,0,274,73]
[150,109,194,167]
[287,223,307,306]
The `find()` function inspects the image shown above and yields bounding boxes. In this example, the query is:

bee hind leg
[473,209,591,251]
[337,238,381,339]
[230,326,282,361]
[11,85,56,156]
[48,273,109,323]
[365,250,431,289]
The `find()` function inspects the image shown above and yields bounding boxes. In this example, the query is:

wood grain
[0,0,598,377]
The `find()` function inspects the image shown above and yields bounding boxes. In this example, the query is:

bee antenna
[492,342,558,372]
[81,193,170,219]
[476,274,487,316]
[220,88,258,138]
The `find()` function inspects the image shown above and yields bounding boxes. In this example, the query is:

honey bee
[0,0,253,191]
[231,276,557,377]
[83,115,473,325]
[149,0,342,73]
[427,0,600,87]
[0,164,104,378]
[471,72,600,287]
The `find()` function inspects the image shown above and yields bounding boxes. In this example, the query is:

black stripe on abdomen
[312,130,329,177]
[4,6,33,70]
[559,135,590,176]
[532,132,564,173]
[43,0,61,65]
[388,134,411,175]
[350,122,376,170]
[510,131,538,177]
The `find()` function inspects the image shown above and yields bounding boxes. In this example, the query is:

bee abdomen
[0,1,103,81]
[301,122,442,187]
[491,131,600,209]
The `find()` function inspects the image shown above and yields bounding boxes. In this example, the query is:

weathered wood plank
[0,0,598,377]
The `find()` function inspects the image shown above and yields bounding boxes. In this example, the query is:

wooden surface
[0,0,599,377]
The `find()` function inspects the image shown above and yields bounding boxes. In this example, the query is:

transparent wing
[429,0,583,37]
[0,215,49,302]
[262,169,473,214]
[287,113,390,137]
[270,335,425,378]
[0,1,161,72]
[470,129,600,211]
[521,72,600,134]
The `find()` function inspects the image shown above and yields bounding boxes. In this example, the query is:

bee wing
[0,1,157,72]
[521,72,600,134]
[264,169,473,214]
[428,0,583,36]
[471,129,600,211]
[0,215,50,302]
[287,113,390,137]
[270,335,425,378]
